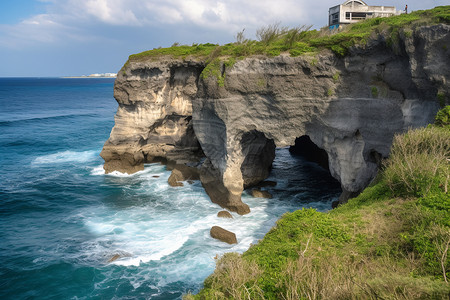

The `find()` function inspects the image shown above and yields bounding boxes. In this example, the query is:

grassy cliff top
[128,6,449,62]
[188,107,450,299]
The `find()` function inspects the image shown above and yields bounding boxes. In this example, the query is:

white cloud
[1,0,448,49]
[0,14,67,47]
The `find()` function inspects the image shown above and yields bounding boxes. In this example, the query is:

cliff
[101,20,449,214]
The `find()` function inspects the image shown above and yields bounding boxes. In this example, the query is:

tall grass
[384,127,449,197]
[193,253,264,300]
[191,107,450,299]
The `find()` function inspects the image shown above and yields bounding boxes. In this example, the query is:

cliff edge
[101,18,449,214]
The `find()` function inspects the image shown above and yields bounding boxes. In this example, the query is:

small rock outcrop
[167,164,200,187]
[251,189,273,199]
[106,251,132,263]
[217,211,233,218]
[102,24,449,213]
[210,226,238,244]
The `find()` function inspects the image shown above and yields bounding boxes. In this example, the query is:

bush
[256,23,287,45]
[283,25,313,47]
[435,105,450,127]
[235,29,247,45]
[383,127,449,197]
[196,253,263,299]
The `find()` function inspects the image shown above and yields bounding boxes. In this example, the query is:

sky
[0,0,447,77]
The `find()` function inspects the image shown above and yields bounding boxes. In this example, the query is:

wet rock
[168,169,184,187]
[210,226,237,244]
[107,252,132,263]
[200,159,250,215]
[108,254,121,263]
[331,200,340,209]
[217,211,233,218]
[168,164,200,187]
[251,189,273,199]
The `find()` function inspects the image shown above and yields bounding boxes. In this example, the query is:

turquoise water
[0,78,341,299]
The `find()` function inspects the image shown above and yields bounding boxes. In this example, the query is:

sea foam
[32,150,97,165]
[75,149,339,292]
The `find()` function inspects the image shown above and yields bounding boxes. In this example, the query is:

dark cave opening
[240,130,276,189]
[289,135,330,171]
[240,132,341,209]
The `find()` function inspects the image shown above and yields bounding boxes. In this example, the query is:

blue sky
[0,0,447,77]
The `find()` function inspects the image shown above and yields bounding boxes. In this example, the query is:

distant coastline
[62,72,117,78]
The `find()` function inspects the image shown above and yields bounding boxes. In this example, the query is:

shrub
[235,28,247,45]
[383,127,449,197]
[437,92,446,107]
[196,253,263,299]
[256,22,287,45]
[435,105,450,127]
[371,86,379,98]
[283,25,313,47]
[333,72,340,82]
[289,42,315,56]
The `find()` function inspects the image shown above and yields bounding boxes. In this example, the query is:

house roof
[343,0,368,6]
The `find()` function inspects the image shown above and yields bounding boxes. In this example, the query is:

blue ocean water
[0,78,341,299]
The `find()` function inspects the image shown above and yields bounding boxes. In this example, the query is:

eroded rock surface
[102,25,449,212]
[251,189,273,199]
[100,59,205,174]
[217,211,233,219]
[210,226,238,244]
[167,164,200,187]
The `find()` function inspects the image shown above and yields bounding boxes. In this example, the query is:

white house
[329,0,401,29]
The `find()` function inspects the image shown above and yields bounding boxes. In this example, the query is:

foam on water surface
[74,153,340,294]
[1,78,343,299]
[32,150,98,165]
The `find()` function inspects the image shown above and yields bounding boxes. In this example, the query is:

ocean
[0,77,341,299]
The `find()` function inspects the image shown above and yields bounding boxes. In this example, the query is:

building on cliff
[329,0,401,29]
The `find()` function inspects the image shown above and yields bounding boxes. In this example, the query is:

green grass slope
[128,6,449,62]
[187,108,450,299]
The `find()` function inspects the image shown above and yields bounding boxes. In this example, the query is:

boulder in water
[251,189,273,199]
[168,164,200,187]
[210,226,237,244]
[108,254,121,263]
[217,211,233,219]
[107,251,132,263]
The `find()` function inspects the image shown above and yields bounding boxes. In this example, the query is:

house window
[331,13,339,24]
[346,12,367,20]
[352,12,367,19]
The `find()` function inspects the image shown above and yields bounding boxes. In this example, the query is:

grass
[188,107,450,299]
[127,6,449,64]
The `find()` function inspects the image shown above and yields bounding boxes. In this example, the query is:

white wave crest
[32,150,97,165]
[90,163,166,177]
[90,165,105,175]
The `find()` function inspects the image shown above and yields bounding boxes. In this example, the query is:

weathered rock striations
[100,59,205,174]
[102,25,449,214]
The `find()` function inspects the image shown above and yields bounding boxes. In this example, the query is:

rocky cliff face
[101,59,205,174]
[101,24,449,214]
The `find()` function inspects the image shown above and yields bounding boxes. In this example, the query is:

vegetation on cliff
[186,107,450,299]
[128,6,449,62]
